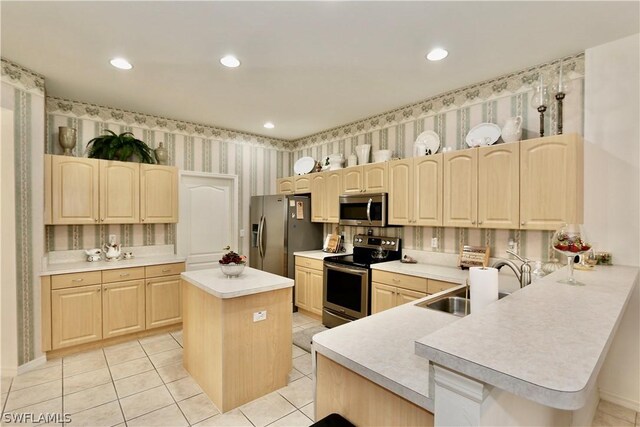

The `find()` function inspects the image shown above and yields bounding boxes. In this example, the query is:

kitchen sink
[416,288,510,316]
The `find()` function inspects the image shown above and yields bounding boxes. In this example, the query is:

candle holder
[551,61,572,135]
[530,75,550,138]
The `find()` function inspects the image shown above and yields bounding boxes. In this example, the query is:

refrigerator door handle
[366,197,373,224]
[258,215,266,259]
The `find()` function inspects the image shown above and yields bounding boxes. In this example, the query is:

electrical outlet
[239,229,245,237]
[253,311,267,322]
[431,237,438,249]
[109,234,117,244]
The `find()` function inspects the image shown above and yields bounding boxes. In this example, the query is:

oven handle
[324,262,369,276]
[366,197,372,224]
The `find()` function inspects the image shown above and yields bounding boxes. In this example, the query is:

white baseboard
[15,355,47,376]
[1,365,17,378]
[599,389,640,412]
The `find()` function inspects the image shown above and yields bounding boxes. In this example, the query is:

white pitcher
[502,116,522,143]
[355,144,371,165]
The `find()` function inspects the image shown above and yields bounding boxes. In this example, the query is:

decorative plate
[414,130,440,155]
[465,123,502,147]
[293,156,316,175]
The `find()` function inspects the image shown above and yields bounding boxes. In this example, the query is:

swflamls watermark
[1,412,72,424]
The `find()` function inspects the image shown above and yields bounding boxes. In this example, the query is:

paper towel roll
[469,267,499,314]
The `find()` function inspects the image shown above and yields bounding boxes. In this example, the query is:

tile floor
[592,400,640,427]
[1,312,322,427]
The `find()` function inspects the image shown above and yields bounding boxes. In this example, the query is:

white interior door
[177,172,238,271]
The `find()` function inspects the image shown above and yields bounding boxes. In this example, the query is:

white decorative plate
[414,130,440,155]
[465,123,502,147]
[293,156,316,175]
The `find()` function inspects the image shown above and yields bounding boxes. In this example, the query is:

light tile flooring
[1,312,322,427]
[592,400,640,427]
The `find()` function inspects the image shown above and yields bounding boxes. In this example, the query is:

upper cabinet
[311,170,343,223]
[276,177,294,195]
[342,163,388,194]
[140,164,179,223]
[520,134,583,230]
[477,143,519,229]
[389,157,443,226]
[294,175,312,194]
[45,155,178,225]
[443,150,478,227]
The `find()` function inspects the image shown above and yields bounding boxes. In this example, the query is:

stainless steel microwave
[339,193,387,227]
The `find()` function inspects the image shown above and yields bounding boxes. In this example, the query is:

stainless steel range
[322,234,401,328]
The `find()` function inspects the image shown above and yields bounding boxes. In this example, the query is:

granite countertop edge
[181,268,294,299]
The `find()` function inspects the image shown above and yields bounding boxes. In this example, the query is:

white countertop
[313,286,464,412]
[181,266,294,299]
[40,254,186,276]
[293,250,351,260]
[415,265,639,410]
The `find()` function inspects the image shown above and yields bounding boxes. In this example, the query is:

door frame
[177,171,239,267]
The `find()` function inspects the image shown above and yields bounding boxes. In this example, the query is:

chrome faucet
[491,250,532,288]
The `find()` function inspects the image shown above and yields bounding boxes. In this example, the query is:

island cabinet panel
[316,354,434,426]
[146,275,182,329]
[443,150,478,228]
[99,161,140,224]
[49,155,100,224]
[51,285,102,350]
[520,134,583,230]
[325,170,342,223]
[311,172,327,222]
[102,279,146,338]
[140,164,179,223]
[477,143,519,229]
[276,177,294,195]
[182,281,292,412]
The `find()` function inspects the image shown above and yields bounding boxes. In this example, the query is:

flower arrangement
[219,251,247,265]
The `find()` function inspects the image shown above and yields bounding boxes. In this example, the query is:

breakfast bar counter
[181,267,294,412]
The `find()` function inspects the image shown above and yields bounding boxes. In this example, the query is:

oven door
[338,193,387,227]
[323,261,369,321]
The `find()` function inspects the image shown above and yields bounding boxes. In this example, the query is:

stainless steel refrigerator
[249,195,323,279]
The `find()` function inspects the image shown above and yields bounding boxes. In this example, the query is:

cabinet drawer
[102,267,145,284]
[295,257,324,271]
[371,271,427,293]
[145,262,185,278]
[51,271,102,290]
[427,279,459,294]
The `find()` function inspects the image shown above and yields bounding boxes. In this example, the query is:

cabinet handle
[392,278,400,282]
[97,288,101,293]
[141,218,145,222]
[471,220,476,225]
[101,218,105,222]
[120,273,130,277]
[95,218,99,222]
[72,278,84,282]
[162,268,171,273]
[521,221,525,226]
[478,220,483,225]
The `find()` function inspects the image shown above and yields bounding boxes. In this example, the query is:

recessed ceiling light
[220,55,241,68]
[110,57,133,70]
[426,48,448,61]
[263,122,275,129]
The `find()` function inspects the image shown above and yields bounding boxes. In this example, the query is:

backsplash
[45,99,295,254]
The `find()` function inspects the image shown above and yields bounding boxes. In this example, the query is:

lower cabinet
[51,284,103,350]
[146,275,182,329]
[371,282,426,314]
[43,262,185,352]
[294,256,324,316]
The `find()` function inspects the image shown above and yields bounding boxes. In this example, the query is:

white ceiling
[2,1,638,140]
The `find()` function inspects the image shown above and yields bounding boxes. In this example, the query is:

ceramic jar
[502,116,523,143]
[58,126,77,156]
[154,142,168,165]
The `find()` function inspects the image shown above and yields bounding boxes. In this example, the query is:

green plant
[86,130,155,163]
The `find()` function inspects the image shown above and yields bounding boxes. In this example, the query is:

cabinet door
[50,155,100,224]
[371,282,397,314]
[520,134,583,230]
[342,167,363,194]
[51,285,102,349]
[443,150,478,227]
[102,279,145,338]
[363,163,388,193]
[277,177,294,195]
[388,159,413,225]
[294,267,310,311]
[478,144,519,229]
[414,154,443,226]
[100,160,140,224]
[396,288,426,306]
[146,275,182,328]
[140,164,178,223]
[309,269,324,316]
[325,170,343,223]
[295,176,312,194]
[311,173,327,222]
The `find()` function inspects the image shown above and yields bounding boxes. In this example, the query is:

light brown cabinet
[294,175,312,194]
[520,134,583,230]
[140,164,178,223]
[294,256,323,316]
[51,284,102,350]
[477,143,520,229]
[276,177,294,195]
[443,150,478,227]
[46,155,178,225]
[311,170,342,223]
[371,271,458,314]
[146,275,183,329]
[388,155,443,226]
[102,279,146,339]
[342,163,388,194]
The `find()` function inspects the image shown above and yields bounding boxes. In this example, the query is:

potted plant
[86,130,155,163]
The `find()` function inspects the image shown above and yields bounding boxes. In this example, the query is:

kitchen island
[312,264,638,426]
[181,267,293,412]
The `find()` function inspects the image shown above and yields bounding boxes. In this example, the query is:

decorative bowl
[220,263,245,278]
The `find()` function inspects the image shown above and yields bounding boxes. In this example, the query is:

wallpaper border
[292,53,585,148]
[1,57,45,95]
[45,96,296,151]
